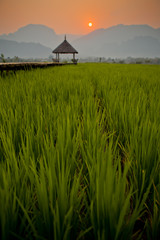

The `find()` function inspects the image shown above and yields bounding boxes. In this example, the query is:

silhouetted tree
[0,53,6,63]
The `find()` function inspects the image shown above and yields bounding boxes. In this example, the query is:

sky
[0,0,160,35]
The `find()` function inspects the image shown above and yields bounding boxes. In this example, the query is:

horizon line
[0,23,160,36]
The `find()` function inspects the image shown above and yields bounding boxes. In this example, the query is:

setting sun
[88,22,93,27]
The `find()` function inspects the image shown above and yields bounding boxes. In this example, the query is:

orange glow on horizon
[0,0,160,35]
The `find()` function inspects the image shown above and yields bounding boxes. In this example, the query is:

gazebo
[52,35,78,63]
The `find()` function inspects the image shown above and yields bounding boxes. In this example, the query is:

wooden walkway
[0,62,71,75]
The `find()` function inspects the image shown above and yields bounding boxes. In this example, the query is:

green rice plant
[82,63,160,238]
[78,94,149,239]
[30,108,84,240]
[0,64,160,239]
[0,153,36,239]
[145,182,160,240]
[90,64,160,190]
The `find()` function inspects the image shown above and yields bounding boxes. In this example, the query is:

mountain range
[0,24,160,59]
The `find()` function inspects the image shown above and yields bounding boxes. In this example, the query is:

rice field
[0,63,160,240]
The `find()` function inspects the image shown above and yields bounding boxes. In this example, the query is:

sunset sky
[0,0,160,35]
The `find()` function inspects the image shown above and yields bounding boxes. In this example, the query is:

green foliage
[0,63,160,239]
[0,53,6,63]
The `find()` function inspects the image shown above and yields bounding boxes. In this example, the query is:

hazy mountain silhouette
[0,39,52,58]
[74,24,160,57]
[0,24,160,58]
[94,36,160,58]
[0,24,81,49]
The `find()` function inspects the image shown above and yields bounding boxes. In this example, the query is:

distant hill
[0,24,160,58]
[82,36,160,58]
[0,24,81,49]
[73,24,160,58]
[0,39,52,58]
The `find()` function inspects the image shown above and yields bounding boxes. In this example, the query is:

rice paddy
[0,63,160,239]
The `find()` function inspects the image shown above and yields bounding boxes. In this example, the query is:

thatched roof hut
[52,35,78,63]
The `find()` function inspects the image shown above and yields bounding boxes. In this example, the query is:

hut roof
[52,36,78,54]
